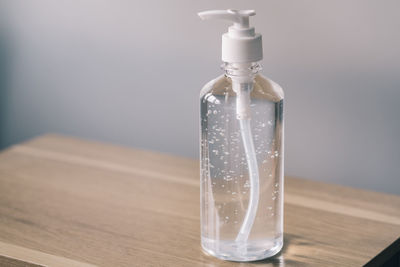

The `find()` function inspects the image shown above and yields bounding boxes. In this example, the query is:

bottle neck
[222,62,261,80]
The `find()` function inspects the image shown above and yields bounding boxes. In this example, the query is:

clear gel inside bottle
[200,62,284,261]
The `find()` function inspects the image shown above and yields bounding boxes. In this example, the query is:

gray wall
[1,0,399,194]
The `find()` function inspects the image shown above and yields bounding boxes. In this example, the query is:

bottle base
[201,237,283,262]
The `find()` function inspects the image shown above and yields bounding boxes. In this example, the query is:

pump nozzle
[198,9,255,29]
[198,9,262,63]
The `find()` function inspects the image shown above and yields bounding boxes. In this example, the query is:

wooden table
[0,135,399,267]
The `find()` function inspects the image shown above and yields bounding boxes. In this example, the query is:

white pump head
[198,9,263,63]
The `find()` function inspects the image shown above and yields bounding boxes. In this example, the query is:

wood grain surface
[0,134,399,266]
[0,255,44,267]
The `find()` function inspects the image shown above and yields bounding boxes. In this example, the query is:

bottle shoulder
[200,74,284,102]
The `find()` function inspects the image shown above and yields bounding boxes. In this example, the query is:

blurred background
[0,0,399,194]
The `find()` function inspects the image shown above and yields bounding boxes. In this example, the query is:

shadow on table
[251,233,311,267]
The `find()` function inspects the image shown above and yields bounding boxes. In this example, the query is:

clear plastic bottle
[200,62,284,261]
[198,9,284,261]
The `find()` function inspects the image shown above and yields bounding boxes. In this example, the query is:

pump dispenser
[198,9,262,63]
[199,9,284,261]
